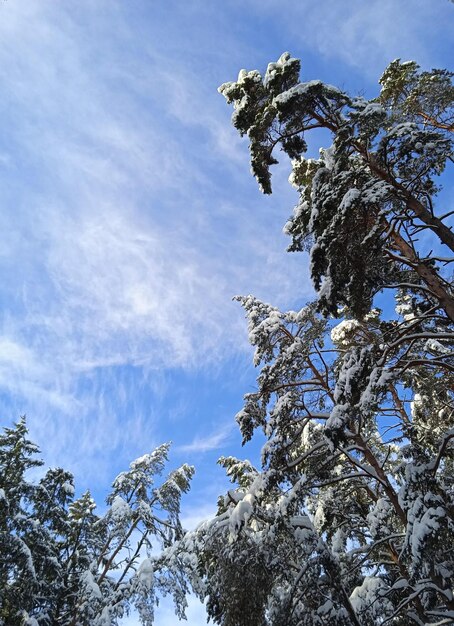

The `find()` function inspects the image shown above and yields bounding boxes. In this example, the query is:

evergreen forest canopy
[1,53,454,625]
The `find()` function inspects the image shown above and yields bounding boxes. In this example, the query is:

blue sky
[0,1,453,623]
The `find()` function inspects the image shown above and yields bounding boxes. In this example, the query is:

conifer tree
[218,54,454,320]
[167,55,454,626]
[0,419,193,625]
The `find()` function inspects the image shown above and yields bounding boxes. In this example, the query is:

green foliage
[379,59,454,133]
[166,54,454,626]
[220,53,454,319]
[0,419,193,625]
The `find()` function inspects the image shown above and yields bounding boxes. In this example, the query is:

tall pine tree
[166,54,454,625]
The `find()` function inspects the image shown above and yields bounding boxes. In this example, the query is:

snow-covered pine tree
[0,417,48,624]
[69,444,194,626]
[219,53,454,321]
[0,418,193,625]
[167,55,454,625]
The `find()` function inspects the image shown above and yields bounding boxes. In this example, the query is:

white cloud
[177,422,235,454]
[301,0,450,75]
[120,594,207,626]
[0,0,313,486]
[182,502,217,532]
[159,594,207,626]
[238,0,453,81]
[0,1,306,359]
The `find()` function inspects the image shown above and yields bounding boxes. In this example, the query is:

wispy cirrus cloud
[236,0,453,83]
[0,0,309,481]
[177,422,236,454]
[302,0,453,77]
